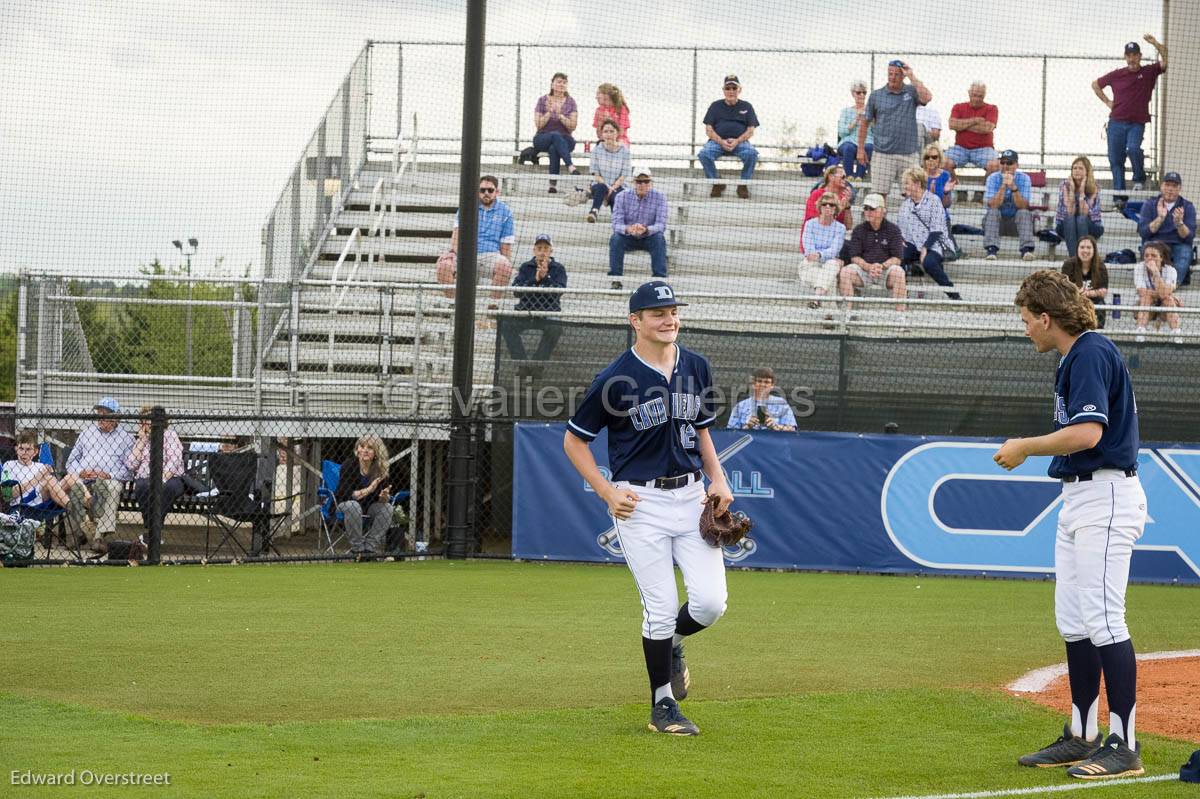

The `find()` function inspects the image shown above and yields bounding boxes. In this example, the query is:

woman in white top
[1134,241,1182,342]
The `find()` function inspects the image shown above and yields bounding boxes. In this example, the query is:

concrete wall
[1162,0,1200,183]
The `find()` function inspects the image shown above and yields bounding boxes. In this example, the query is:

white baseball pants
[613,477,727,640]
[1054,473,1147,646]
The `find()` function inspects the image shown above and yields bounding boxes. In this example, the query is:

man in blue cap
[65,397,134,551]
[563,280,734,736]
[1136,170,1194,285]
[983,149,1037,261]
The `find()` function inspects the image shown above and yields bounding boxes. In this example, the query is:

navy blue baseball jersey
[1048,331,1139,479]
[567,344,717,482]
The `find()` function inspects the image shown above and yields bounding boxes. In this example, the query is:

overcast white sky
[0,0,1160,278]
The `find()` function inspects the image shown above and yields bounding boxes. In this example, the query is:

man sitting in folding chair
[199,449,299,559]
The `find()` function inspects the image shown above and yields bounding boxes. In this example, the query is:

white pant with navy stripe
[613,478,727,640]
[1054,473,1147,646]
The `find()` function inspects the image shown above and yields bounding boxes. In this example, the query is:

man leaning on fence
[66,397,134,552]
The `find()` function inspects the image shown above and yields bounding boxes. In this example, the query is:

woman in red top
[592,83,631,147]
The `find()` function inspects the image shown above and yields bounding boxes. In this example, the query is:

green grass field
[2,561,1198,798]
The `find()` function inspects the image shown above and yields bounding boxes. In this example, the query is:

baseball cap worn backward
[1163,171,1182,185]
[629,280,689,313]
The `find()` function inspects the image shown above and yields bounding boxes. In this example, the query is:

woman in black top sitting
[1060,234,1109,328]
[335,433,391,559]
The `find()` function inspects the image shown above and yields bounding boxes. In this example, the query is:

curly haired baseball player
[564,280,734,736]
[996,270,1146,780]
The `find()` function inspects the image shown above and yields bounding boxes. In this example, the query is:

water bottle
[1,465,12,505]
[1111,292,1121,320]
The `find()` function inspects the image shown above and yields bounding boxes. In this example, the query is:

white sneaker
[1135,326,1147,343]
[1131,182,1145,191]
[985,252,998,261]
[1173,333,1184,344]
[1022,251,1036,262]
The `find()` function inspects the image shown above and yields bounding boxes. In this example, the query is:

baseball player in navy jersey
[563,280,733,736]
[996,270,1146,780]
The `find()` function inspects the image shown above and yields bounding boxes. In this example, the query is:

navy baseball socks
[642,636,699,735]
[1018,638,1142,778]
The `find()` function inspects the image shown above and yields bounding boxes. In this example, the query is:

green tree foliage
[0,277,17,402]
[73,260,252,378]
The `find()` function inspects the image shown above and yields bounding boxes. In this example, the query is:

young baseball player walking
[563,280,734,736]
[996,271,1146,780]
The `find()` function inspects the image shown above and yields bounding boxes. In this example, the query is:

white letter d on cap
[655,285,673,300]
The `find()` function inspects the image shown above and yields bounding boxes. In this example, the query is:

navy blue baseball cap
[1000,149,1019,163]
[1163,171,1182,185]
[629,280,688,313]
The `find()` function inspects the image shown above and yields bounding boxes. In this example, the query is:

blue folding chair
[3,443,71,558]
[317,459,409,555]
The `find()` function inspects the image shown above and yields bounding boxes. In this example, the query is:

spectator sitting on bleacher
[1134,241,1183,343]
[696,74,759,199]
[436,175,515,306]
[65,396,134,552]
[127,405,186,535]
[983,149,1036,261]
[922,143,955,218]
[800,192,846,307]
[587,120,630,223]
[804,165,854,230]
[837,81,872,180]
[839,193,907,313]
[1061,235,1109,328]
[593,83,631,147]
[533,72,580,194]
[502,233,567,377]
[916,102,941,151]
[1056,156,1105,258]
[727,368,797,432]
[608,166,667,289]
[858,59,932,199]
[2,429,74,511]
[944,82,999,177]
[1137,171,1194,286]
[899,167,961,300]
[1093,35,1166,192]
[335,434,393,560]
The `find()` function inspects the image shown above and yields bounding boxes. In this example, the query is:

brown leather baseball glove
[699,495,752,548]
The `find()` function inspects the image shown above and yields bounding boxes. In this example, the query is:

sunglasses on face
[1000,160,1015,166]
[635,178,651,184]
[924,155,939,161]
[853,89,866,95]
[479,187,496,194]
[820,202,838,208]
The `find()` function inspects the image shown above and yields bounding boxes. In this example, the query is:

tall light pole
[173,237,199,375]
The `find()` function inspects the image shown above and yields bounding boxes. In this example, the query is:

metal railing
[362,41,1160,177]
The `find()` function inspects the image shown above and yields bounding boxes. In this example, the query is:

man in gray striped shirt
[858,59,933,201]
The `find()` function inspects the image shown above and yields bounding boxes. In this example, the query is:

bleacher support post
[147,406,166,565]
[447,0,487,560]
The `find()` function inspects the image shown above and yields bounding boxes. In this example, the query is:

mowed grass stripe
[2,561,1198,724]
[3,688,1198,799]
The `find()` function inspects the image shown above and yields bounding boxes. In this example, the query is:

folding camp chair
[3,443,72,559]
[317,460,409,555]
[200,451,298,558]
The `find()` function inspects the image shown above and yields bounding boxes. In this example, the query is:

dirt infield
[1014,656,1200,742]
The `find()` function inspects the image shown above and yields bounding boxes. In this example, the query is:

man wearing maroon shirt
[1092,35,1167,191]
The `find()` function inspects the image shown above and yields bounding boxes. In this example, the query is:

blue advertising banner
[512,425,1200,584]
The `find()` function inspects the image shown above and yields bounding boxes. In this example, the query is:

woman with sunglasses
[800,192,847,308]
[803,165,854,228]
[533,72,580,193]
[922,143,955,217]
[836,81,873,179]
